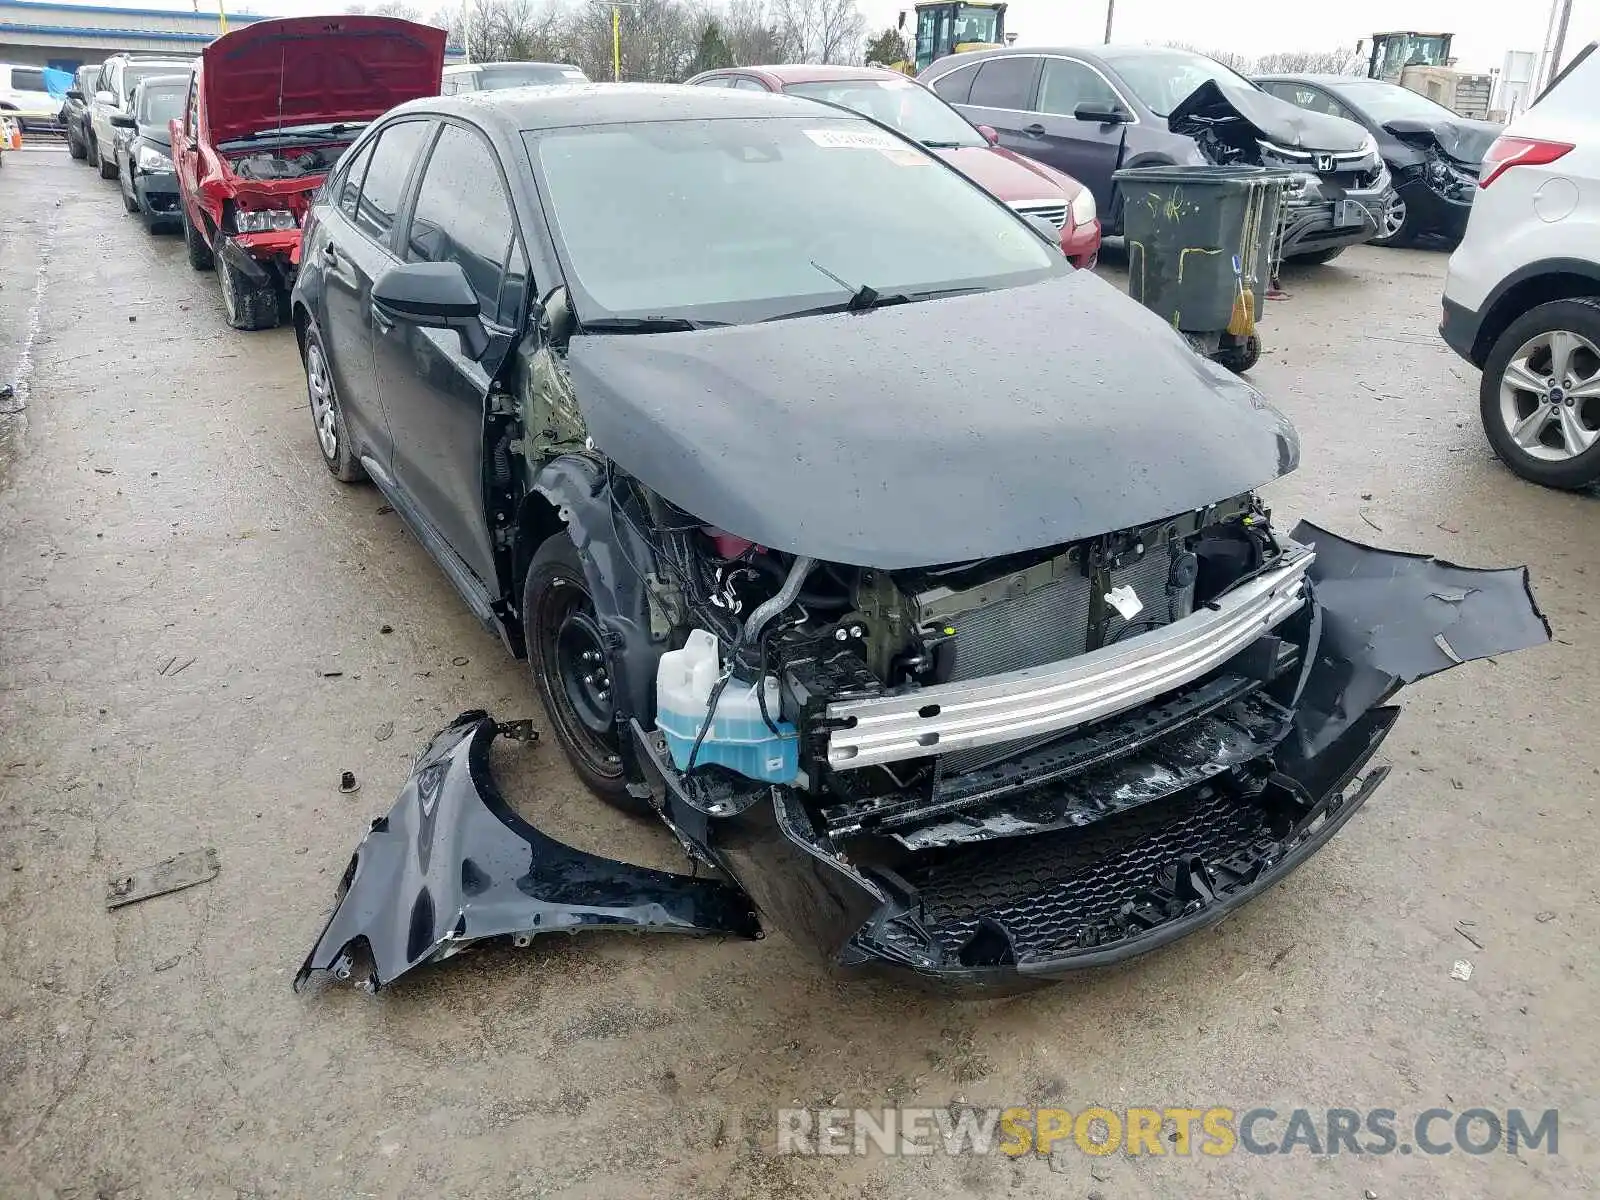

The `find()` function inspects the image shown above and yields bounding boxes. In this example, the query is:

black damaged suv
[288,84,1546,993]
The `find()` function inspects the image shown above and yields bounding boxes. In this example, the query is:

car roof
[133,74,190,90]
[1256,73,1367,86]
[702,63,912,85]
[389,82,849,132]
[444,60,577,73]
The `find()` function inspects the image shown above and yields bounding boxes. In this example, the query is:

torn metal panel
[1287,521,1552,756]
[106,848,219,909]
[295,712,761,993]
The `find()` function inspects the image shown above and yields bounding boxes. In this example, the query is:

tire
[1286,245,1345,266]
[1214,333,1261,375]
[119,162,140,214]
[1368,189,1416,248]
[1479,297,1600,489]
[68,128,86,160]
[301,321,367,483]
[523,534,641,812]
[97,142,117,179]
[181,202,213,270]
[217,243,281,331]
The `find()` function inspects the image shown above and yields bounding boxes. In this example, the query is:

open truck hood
[566,271,1299,569]
[1170,79,1368,152]
[201,15,445,145]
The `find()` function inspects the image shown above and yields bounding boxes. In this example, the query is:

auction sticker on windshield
[803,128,904,151]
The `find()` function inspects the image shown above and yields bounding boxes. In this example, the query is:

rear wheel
[523,534,640,812]
[1480,298,1600,489]
[302,322,366,483]
[67,127,86,159]
[181,202,213,270]
[97,140,117,179]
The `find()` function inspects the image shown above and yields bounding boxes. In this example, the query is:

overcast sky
[62,0,1596,74]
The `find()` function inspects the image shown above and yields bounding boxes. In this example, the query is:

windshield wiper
[919,139,970,148]
[807,260,910,313]
[770,278,990,322]
[579,316,727,334]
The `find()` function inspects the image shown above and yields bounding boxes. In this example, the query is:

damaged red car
[171,15,446,330]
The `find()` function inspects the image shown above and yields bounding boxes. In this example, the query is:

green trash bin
[1111,164,1290,374]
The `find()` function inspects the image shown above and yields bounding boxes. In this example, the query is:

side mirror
[538,285,576,346]
[372,261,489,360]
[1023,214,1062,247]
[94,89,114,105]
[1074,101,1129,124]
[66,89,83,101]
[109,113,135,129]
[978,124,1000,145]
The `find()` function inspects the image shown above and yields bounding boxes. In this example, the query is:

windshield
[478,63,588,89]
[954,4,1000,43]
[783,78,984,148]
[1326,78,1455,123]
[136,82,186,126]
[1099,48,1255,117]
[78,66,100,93]
[124,63,190,101]
[526,116,1058,324]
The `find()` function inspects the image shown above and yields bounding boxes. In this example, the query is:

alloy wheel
[1379,192,1406,240]
[306,340,338,460]
[1498,328,1600,462]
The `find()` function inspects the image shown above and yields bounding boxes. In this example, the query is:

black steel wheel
[523,534,641,812]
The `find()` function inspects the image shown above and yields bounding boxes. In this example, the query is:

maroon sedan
[686,64,1101,268]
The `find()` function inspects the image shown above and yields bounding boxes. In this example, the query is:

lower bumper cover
[295,712,761,992]
[1396,177,1473,243]
[1440,295,1481,365]
[134,173,179,221]
[1281,193,1385,256]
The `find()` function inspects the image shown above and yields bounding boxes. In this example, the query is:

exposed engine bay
[228,143,347,180]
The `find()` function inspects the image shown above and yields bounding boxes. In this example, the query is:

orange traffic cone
[4,121,19,151]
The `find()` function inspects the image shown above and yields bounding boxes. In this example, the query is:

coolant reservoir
[655,629,799,784]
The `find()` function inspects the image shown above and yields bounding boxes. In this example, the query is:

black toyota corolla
[288,85,1547,993]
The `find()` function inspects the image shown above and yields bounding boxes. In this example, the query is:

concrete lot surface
[2,147,1597,1198]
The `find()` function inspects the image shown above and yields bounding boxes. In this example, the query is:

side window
[185,73,198,135]
[336,140,376,221]
[929,63,977,105]
[403,123,524,325]
[694,76,731,88]
[1276,84,1345,119]
[1037,59,1121,117]
[732,77,769,92]
[440,77,456,96]
[351,119,434,246]
[967,56,1039,111]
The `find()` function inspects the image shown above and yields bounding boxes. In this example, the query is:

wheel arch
[1473,260,1600,366]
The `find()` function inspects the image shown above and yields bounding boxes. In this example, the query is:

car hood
[1381,115,1501,165]
[565,272,1300,569]
[201,15,445,144]
[934,144,1081,201]
[137,121,171,148]
[1170,79,1368,152]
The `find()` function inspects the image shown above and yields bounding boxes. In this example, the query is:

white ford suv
[1442,42,1600,488]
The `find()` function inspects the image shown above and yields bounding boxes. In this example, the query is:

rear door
[318,118,437,468]
[947,55,1042,158]
[372,120,525,590]
[1026,56,1132,210]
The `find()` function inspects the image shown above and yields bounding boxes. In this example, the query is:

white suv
[1442,42,1600,488]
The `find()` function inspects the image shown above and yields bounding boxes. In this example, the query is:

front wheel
[68,128,86,160]
[1479,298,1600,489]
[217,241,280,331]
[119,162,140,213]
[1368,190,1415,248]
[523,534,641,812]
[181,201,214,270]
[97,140,117,179]
[302,322,367,483]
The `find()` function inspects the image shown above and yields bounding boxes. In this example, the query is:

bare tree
[720,0,794,65]
[345,1,426,17]
[1253,48,1365,76]
[773,0,864,64]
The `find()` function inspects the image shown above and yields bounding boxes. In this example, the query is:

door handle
[1023,123,1046,137]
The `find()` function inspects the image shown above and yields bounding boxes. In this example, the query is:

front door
[372,121,524,592]
[1027,57,1130,213]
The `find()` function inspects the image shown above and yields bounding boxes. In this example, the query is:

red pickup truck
[171,15,445,330]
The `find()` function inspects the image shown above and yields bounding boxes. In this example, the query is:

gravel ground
[2,146,1597,1199]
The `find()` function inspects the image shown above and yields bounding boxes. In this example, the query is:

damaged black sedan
[1257,74,1500,247]
[290,84,1548,993]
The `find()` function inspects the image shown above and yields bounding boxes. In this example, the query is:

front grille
[1011,201,1067,229]
[903,784,1272,963]
[940,546,1193,774]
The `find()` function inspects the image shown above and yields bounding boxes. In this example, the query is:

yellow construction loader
[892,2,1008,75]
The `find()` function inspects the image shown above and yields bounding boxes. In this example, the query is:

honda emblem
[1314,153,1335,173]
